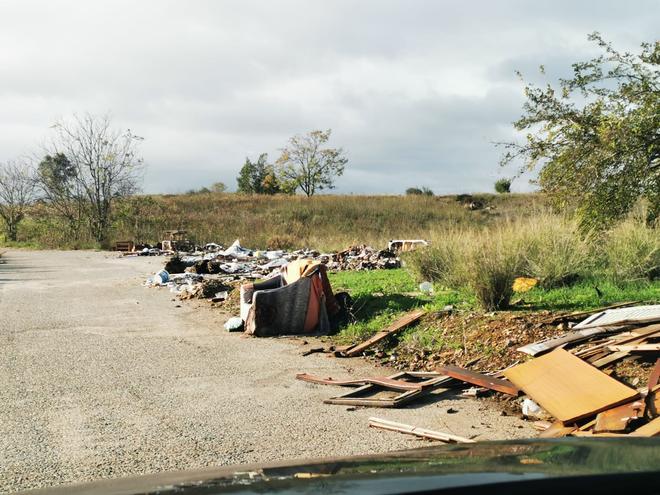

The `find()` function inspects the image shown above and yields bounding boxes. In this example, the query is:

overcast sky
[0,1,657,194]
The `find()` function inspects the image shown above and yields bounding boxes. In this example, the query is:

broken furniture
[114,240,135,253]
[161,230,193,252]
[242,259,340,337]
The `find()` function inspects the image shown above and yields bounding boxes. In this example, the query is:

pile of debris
[297,304,660,442]
[144,239,406,302]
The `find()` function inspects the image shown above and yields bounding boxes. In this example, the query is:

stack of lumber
[504,305,660,438]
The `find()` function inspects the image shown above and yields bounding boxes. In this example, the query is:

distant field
[9,192,550,250]
[112,192,550,251]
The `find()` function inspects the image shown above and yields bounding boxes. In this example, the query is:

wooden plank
[503,349,639,423]
[368,417,475,443]
[538,421,577,438]
[630,416,660,437]
[435,364,519,396]
[324,374,453,408]
[295,372,430,391]
[594,399,645,433]
[607,344,660,352]
[339,310,425,357]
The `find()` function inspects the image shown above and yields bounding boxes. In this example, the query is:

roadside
[0,250,533,494]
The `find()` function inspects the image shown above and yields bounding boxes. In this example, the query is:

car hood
[25,438,660,495]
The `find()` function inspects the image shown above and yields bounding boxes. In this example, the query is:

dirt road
[0,250,534,492]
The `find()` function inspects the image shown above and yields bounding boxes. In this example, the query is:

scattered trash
[224,317,244,332]
[419,281,433,294]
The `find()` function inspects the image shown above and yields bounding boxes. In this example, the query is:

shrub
[521,216,594,288]
[406,187,423,195]
[605,218,659,282]
[465,228,525,310]
[266,233,299,250]
[406,225,525,310]
[494,178,511,194]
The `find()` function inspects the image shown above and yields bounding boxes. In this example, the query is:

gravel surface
[0,250,536,493]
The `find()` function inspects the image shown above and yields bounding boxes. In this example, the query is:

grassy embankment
[8,192,547,250]
[328,212,659,360]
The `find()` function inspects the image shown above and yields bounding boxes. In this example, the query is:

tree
[48,114,144,245]
[494,178,511,194]
[499,33,659,228]
[275,129,347,196]
[0,160,37,241]
[37,152,86,239]
[236,153,279,194]
[406,187,423,195]
[211,181,227,193]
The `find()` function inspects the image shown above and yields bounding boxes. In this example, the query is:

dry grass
[107,192,548,251]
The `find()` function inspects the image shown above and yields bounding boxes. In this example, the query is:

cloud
[0,0,657,194]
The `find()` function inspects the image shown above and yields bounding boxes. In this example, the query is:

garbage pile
[297,304,660,442]
[145,239,403,300]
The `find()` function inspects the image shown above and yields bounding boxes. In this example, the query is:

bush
[521,216,594,288]
[466,228,525,310]
[406,186,433,196]
[405,225,525,310]
[494,178,511,194]
[605,218,659,282]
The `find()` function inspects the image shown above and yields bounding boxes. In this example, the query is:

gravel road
[0,250,535,493]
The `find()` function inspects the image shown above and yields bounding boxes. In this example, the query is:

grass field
[329,268,660,359]
[6,192,550,250]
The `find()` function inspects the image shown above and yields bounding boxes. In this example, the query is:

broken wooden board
[435,364,519,396]
[607,344,660,352]
[337,310,425,357]
[594,399,645,433]
[324,373,452,408]
[368,417,474,443]
[503,348,639,423]
[630,416,660,437]
[295,372,432,391]
[538,421,577,438]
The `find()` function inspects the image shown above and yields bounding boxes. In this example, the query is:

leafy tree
[236,153,279,194]
[499,33,659,228]
[37,152,86,239]
[275,129,347,196]
[494,178,512,194]
[0,160,37,241]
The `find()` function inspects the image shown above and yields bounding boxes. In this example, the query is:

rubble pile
[144,239,403,301]
[298,304,660,442]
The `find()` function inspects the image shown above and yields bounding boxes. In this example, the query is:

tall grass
[8,192,549,250]
[605,217,659,282]
[404,214,658,310]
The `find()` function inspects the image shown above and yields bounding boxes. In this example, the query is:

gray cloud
[0,0,657,194]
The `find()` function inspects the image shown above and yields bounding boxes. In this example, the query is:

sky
[0,1,657,195]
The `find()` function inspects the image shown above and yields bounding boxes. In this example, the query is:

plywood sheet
[503,349,639,423]
[630,417,660,437]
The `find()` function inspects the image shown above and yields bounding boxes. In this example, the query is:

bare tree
[48,114,144,245]
[275,129,347,196]
[0,160,37,241]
